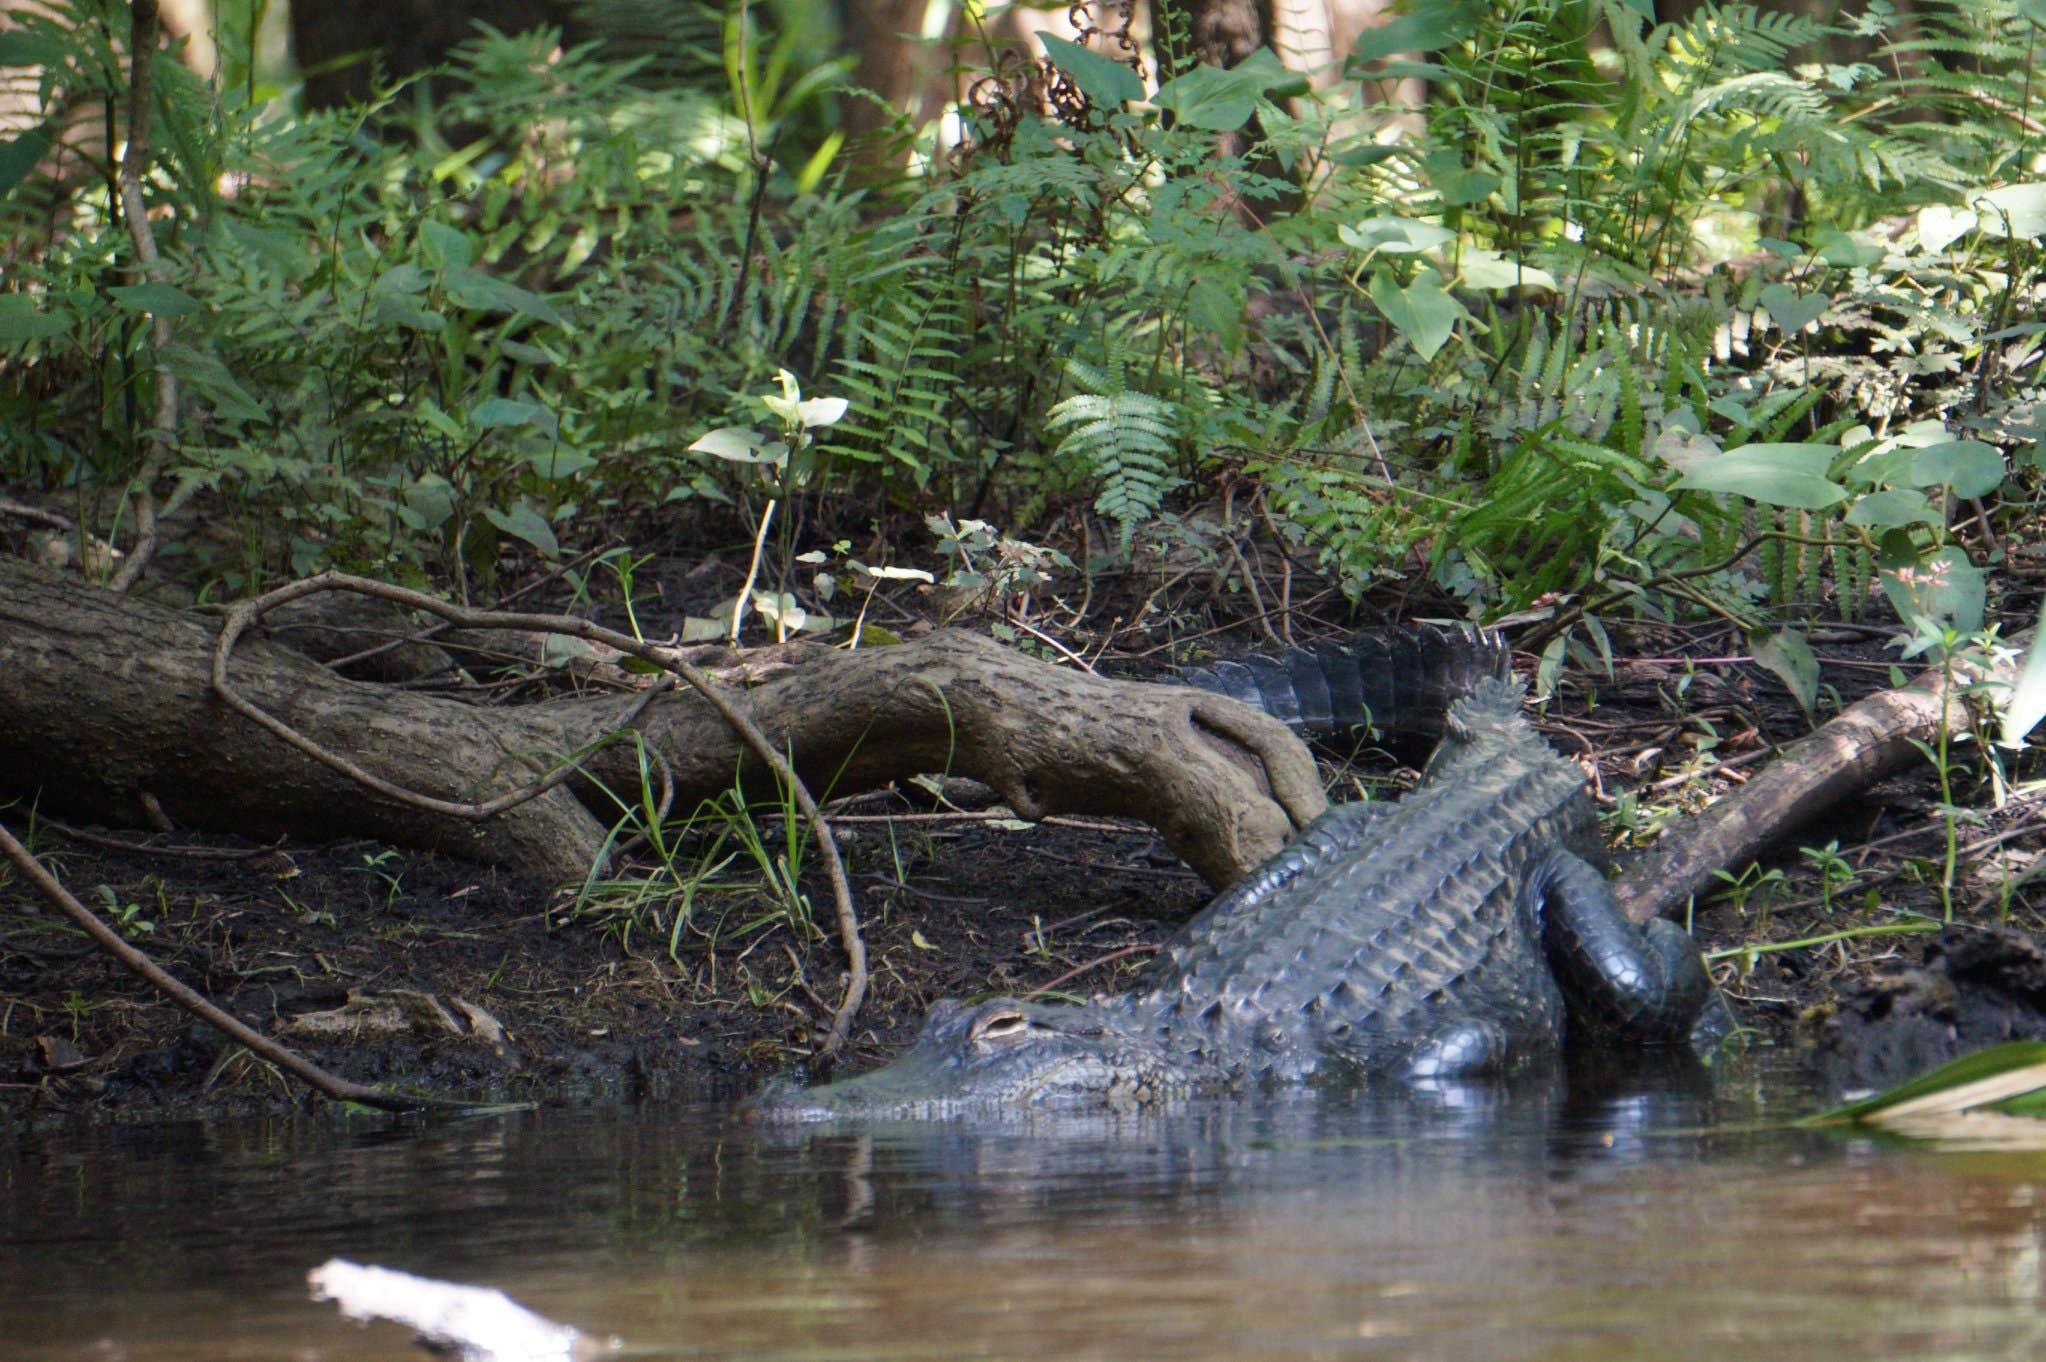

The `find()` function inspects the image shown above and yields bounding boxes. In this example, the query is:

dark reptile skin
[1129,677,1600,1078]
[1176,625,1511,740]
[754,630,1719,1118]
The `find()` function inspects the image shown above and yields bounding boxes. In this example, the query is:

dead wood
[0,557,1326,890]
[1611,638,2026,924]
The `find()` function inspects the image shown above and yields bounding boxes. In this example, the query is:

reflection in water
[4,1056,2046,1361]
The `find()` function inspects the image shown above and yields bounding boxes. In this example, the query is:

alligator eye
[969,1008,1032,1046]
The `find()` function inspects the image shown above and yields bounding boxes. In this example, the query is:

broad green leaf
[1910,441,2005,498]
[471,397,556,435]
[1752,628,1817,714]
[108,282,200,317]
[1350,1,1485,62]
[690,427,782,463]
[419,219,475,270]
[0,121,53,202]
[526,445,594,478]
[1455,247,1557,291]
[0,32,68,66]
[2023,0,2046,26]
[405,474,458,530]
[1809,230,1883,268]
[374,264,430,296]
[1810,1041,2046,1125]
[484,502,558,557]
[1368,266,1465,360]
[1340,216,1456,256]
[1916,204,1976,253]
[157,342,265,422]
[373,294,445,332]
[1672,443,1847,509]
[1972,182,2046,240]
[1843,487,1941,529]
[1037,35,1143,106]
[444,268,564,325]
[1759,283,1827,333]
[1154,50,1299,130]
[0,293,73,340]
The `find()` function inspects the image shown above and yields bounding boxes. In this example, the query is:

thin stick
[0,818,436,1110]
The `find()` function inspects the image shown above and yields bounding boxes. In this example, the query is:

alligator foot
[1537,850,1713,1045]
[1403,1019,1511,1078]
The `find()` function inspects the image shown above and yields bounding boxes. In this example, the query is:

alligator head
[748,996,1205,1121]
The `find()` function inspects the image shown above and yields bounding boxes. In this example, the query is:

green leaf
[0,293,73,340]
[1909,441,2005,499]
[1037,35,1143,107]
[1843,488,1941,530]
[471,397,556,435]
[1455,247,1557,292]
[0,32,68,66]
[1752,628,1817,715]
[1758,283,1827,333]
[1367,266,1465,360]
[443,268,564,325]
[1880,547,1984,637]
[374,264,431,296]
[108,282,200,317]
[2023,0,2046,26]
[1340,216,1456,256]
[1809,1042,2046,1125]
[483,502,558,557]
[419,219,476,270]
[1672,443,1847,509]
[1154,49,1298,130]
[690,427,781,462]
[1350,1,1485,62]
[0,121,54,202]
[157,342,265,423]
[373,294,445,332]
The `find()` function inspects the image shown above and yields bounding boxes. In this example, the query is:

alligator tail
[1176,625,1512,739]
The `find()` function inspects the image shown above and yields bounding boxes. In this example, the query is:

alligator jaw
[744,996,1200,1122]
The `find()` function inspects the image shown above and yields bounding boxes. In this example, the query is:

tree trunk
[0,558,1327,887]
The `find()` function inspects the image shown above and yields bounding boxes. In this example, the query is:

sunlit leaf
[1909,441,2005,499]
[1998,601,2046,749]
[1367,266,1465,360]
[1672,443,1847,509]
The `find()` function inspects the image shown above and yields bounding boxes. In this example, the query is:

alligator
[751,628,1715,1121]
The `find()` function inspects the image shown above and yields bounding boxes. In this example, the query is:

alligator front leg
[1536,851,1712,1045]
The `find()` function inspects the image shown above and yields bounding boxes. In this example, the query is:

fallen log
[1612,638,2026,923]
[0,557,1327,888]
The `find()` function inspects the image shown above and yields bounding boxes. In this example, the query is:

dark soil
[5,599,2044,1121]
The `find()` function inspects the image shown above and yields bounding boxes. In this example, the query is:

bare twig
[0,497,75,532]
[210,572,870,1057]
[0,818,437,1110]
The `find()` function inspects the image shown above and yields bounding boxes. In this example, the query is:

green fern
[1045,349,1180,547]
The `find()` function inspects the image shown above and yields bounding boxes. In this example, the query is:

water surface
[5,1057,2044,1360]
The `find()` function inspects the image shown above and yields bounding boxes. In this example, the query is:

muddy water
[5,1058,2046,1361]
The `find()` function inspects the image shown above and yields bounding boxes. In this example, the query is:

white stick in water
[307,1259,617,1362]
